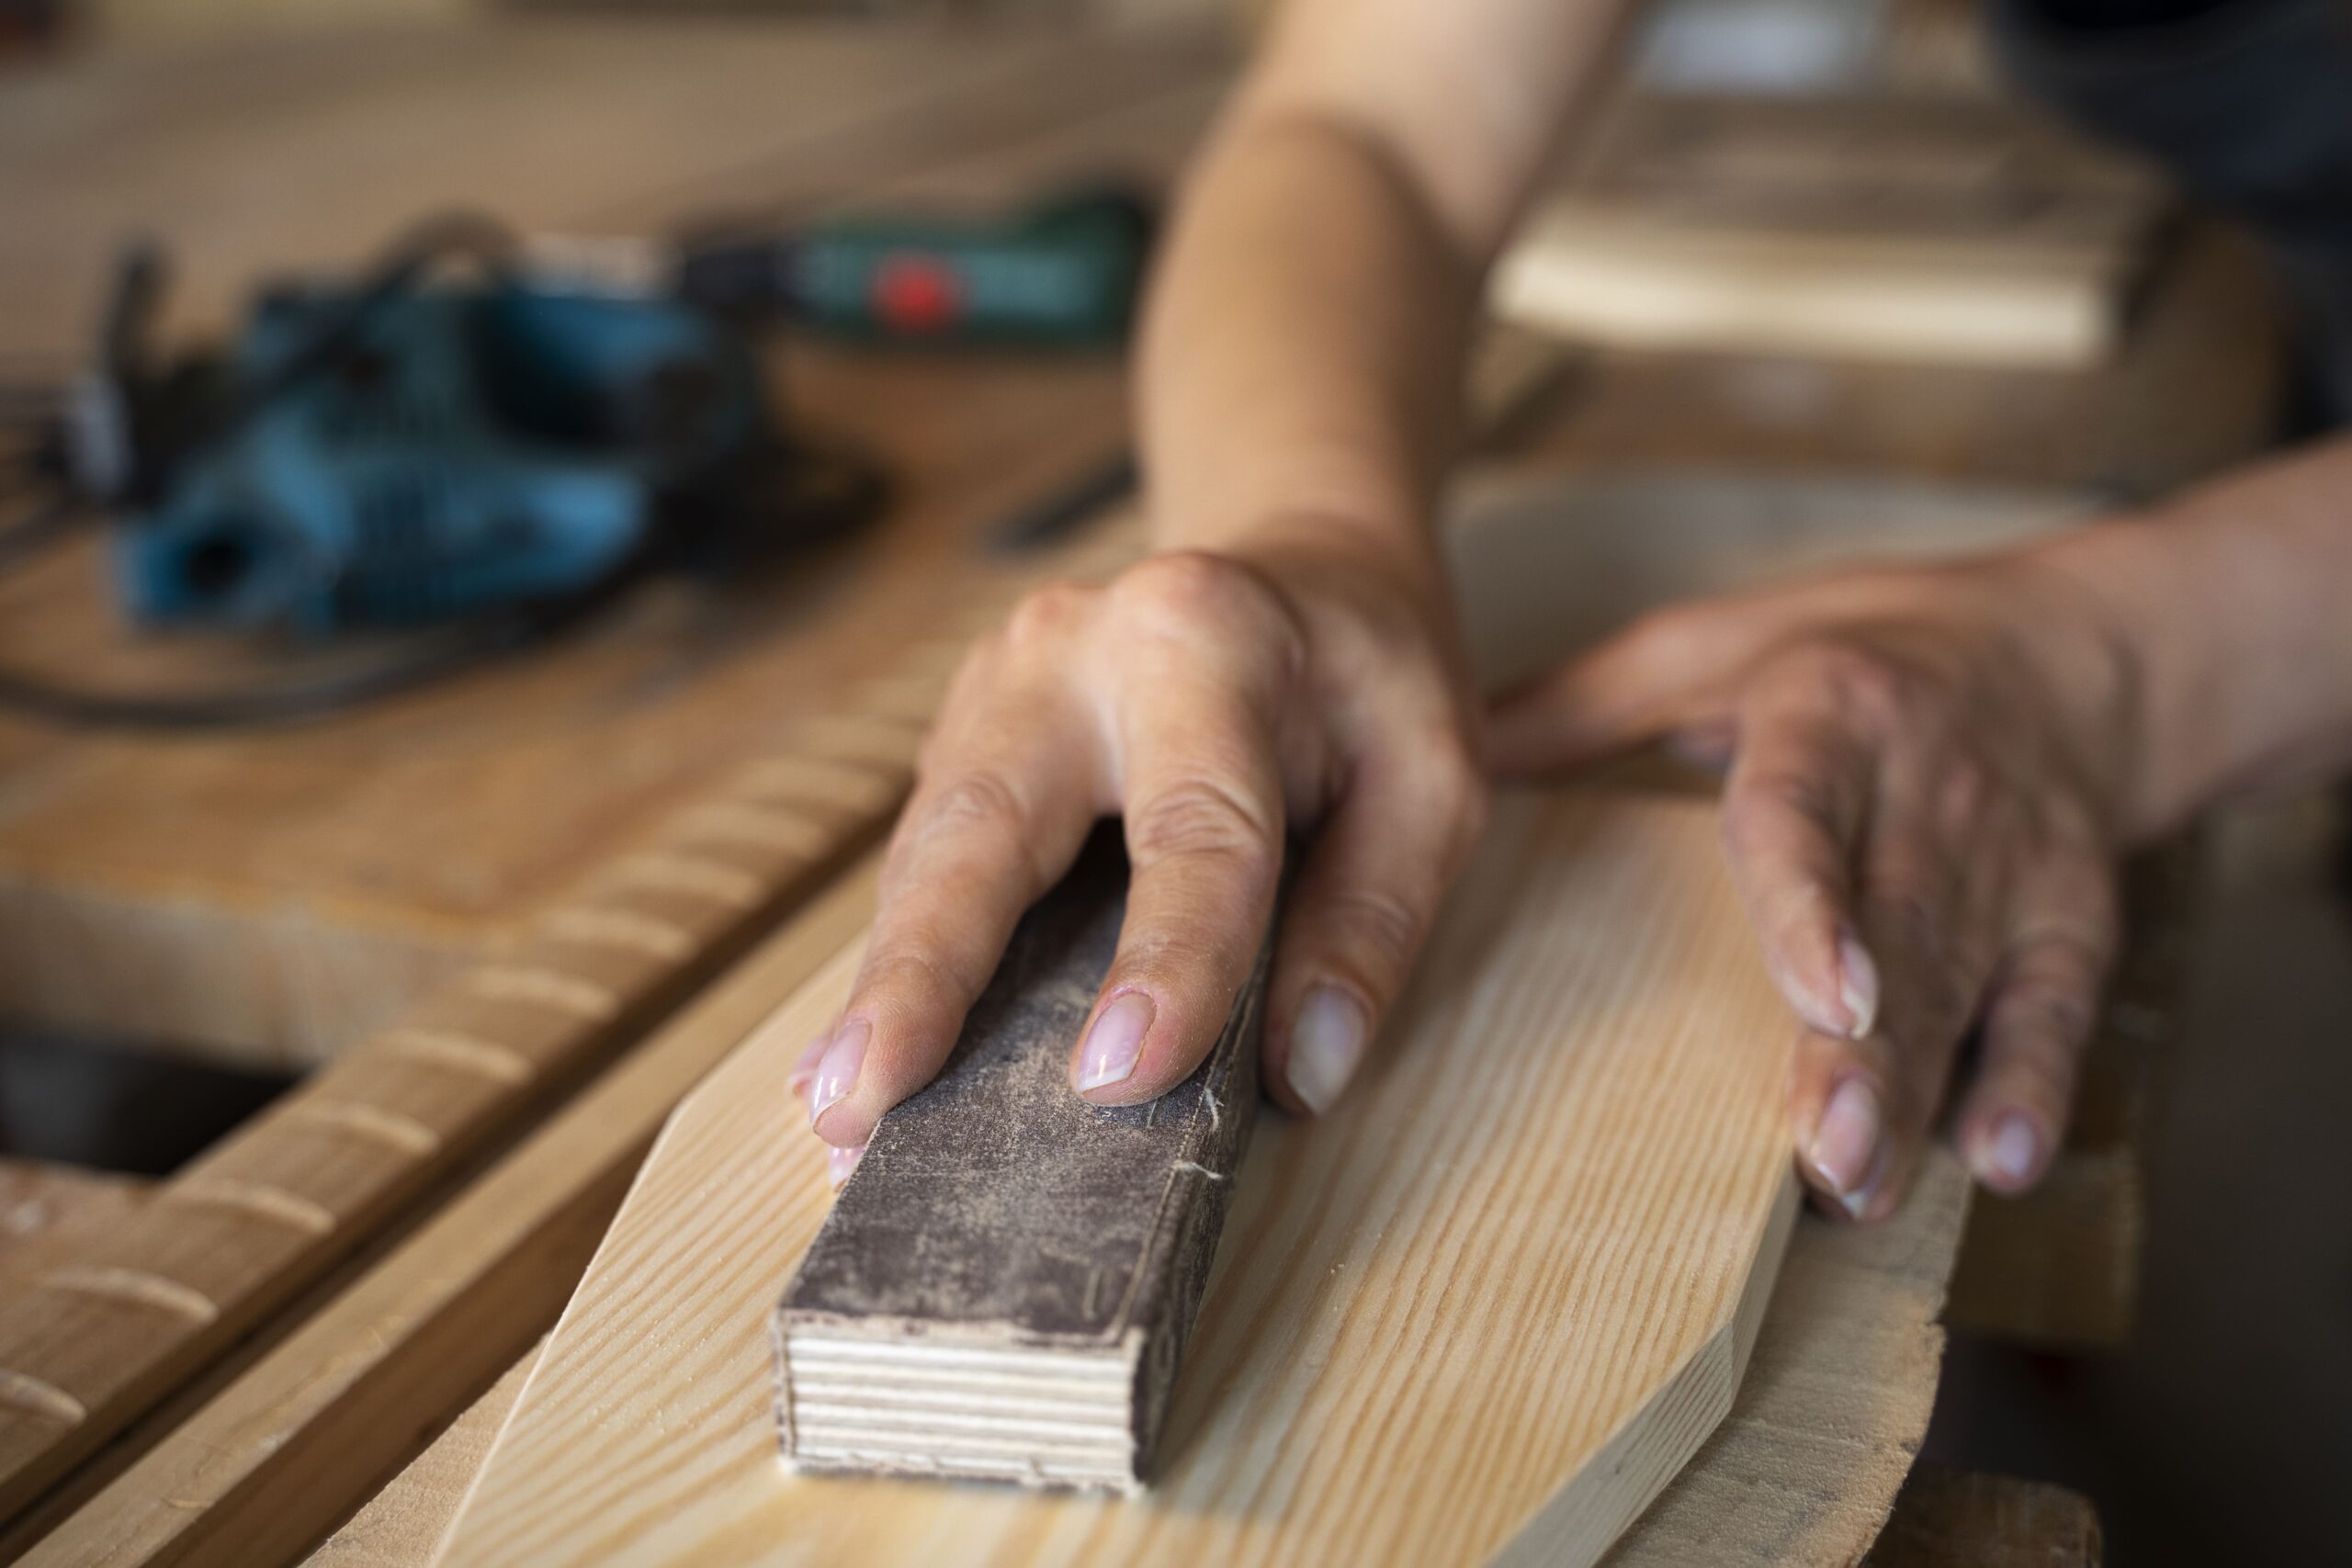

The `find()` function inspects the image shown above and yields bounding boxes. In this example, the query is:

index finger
[808,665,1102,1147]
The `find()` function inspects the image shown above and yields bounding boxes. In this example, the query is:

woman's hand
[803,539,1487,1161]
[1488,550,2145,1218]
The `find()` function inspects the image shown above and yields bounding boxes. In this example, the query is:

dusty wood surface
[435,792,1804,1568]
[0,19,1230,1067]
[312,1133,1960,1568]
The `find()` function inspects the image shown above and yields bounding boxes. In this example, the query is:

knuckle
[1724,767,1844,859]
[1417,736,1488,823]
[1322,883,1427,994]
[1128,775,1279,876]
[1999,977,2098,1049]
[1001,581,1097,649]
[1867,875,1947,959]
[912,767,1030,846]
[1113,552,1281,637]
[1792,642,1910,724]
[1612,605,1715,681]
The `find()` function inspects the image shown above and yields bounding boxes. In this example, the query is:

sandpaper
[774,825,1271,1491]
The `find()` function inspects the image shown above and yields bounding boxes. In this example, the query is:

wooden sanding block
[774,826,1271,1492]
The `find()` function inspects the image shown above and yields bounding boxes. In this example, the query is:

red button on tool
[873,255,962,333]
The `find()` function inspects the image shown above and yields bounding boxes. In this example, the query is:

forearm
[2036,434,2352,836]
[1138,112,1478,609]
[1135,0,1634,623]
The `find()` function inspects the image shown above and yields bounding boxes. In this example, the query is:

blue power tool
[76,217,878,641]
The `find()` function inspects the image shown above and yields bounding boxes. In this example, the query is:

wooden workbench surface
[0,16,2282,1071]
[0,14,2281,1567]
[0,18,1227,1066]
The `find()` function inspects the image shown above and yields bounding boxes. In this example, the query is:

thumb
[1485,607,1748,777]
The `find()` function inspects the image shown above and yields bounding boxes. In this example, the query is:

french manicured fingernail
[1806,1077,1883,1214]
[786,1034,831,1101]
[1076,991,1155,1094]
[1979,1111,2042,1190]
[1837,932,1880,1041]
[826,1143,865,1190]
[808,1018,869,1129]
[1285,986,1369,1115]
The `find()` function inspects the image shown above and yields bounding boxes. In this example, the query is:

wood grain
[310,1161,1981,1568]
[308,1343,543,1568]
[436,791,1800,1568]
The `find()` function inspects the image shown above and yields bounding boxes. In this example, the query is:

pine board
[1493,92,2170,368]
[313,1158,1971,1568]
[436,790,1800,1567]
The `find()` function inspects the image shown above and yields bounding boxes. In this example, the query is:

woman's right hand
[800,539,1489,1162]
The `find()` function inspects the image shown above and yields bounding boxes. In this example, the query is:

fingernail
[1978,1111,2043,1190]
[808,1018,869,1129]
[1806,1077,1883,1212]
[1837,932,1879,1041]
[1076,991,1155,1094]
[786,1034,831,1101]
[1285,986,1369,1115]
[826,1143,865,1190]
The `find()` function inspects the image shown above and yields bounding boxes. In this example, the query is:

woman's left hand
[1487,550,2144,1219]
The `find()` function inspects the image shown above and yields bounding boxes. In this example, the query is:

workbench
[0,15,2282,1566]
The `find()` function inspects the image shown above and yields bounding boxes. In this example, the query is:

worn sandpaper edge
[1122,929,1266,1482]
[771,917,1274,1489]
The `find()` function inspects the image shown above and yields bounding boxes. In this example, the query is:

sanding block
[774,826,1271,1491]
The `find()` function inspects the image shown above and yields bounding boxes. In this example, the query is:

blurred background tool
[0,215,887,724]
[544,184,1157,349]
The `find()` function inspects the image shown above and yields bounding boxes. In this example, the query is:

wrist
[1171,513,1474,703]
[2004,519,2195,843]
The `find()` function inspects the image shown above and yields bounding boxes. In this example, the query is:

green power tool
[540,186,1157,349]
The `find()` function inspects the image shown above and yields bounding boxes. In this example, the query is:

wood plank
[11,857,886,1568]
[311,1164,1974,1568]
[437,790,1802,1568]
[308,1344,542,1568]
[1493,92,2170,369]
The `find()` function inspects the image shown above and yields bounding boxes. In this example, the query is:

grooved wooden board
[436,790,1800,1568]
[0,513,1139,1532]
